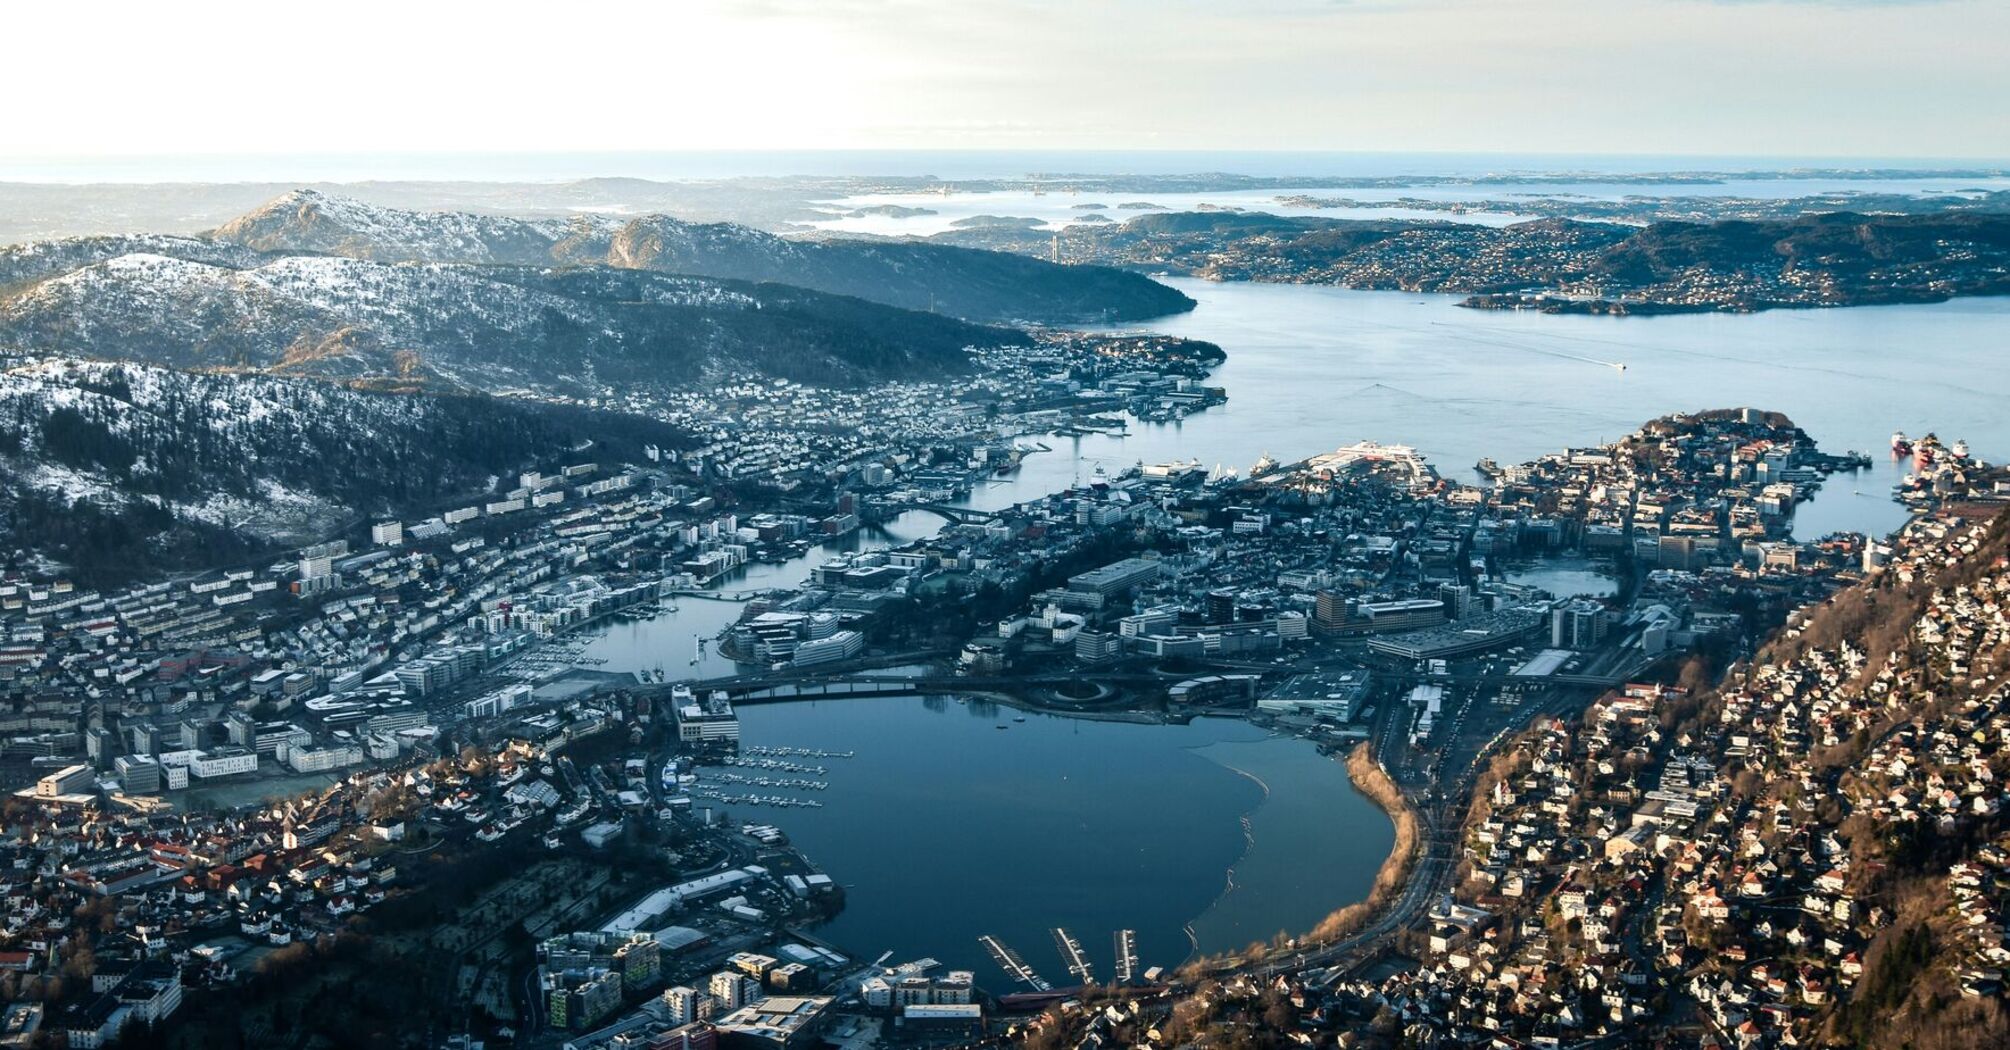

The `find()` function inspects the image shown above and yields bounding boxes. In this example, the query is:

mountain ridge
[0,248,1021,395]
[209,189,1195,324]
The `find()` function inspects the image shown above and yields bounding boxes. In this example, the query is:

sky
[5,0,2006,163]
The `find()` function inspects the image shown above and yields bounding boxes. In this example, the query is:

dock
[980,935,1051,991]
[1113,929,1138,983]
[1052,927,1094,985]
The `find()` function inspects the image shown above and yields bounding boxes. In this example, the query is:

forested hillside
[0,359,690,584]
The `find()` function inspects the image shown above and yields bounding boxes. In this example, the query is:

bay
[973,279,2010,542]
[727,700,1391,979]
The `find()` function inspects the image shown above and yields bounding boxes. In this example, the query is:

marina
[704,772,828,791]
[1114,929,1140,983]
[980,935,1051,992]
[1051,927,1095,985]
[687,790,824,810]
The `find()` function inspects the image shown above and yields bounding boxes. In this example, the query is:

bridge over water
[637,668,1164,705]
[870,502,1004,525]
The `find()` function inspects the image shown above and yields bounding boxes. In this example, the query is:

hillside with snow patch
[0,358,690,583]
[210,189,1194,324]
[0,249,1015,394]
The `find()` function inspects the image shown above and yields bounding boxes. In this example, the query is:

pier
[979,935,1051,991]
[1113,929,1138,983]
[1052,927,1094,984]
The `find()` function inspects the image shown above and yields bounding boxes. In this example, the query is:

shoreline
[1307,742,1422,945]
[1176,736,1408,972]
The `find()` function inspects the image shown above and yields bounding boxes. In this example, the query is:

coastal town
[936,209,2010,315]
[542,331,1225,492]
[3,376,2004,1050]
[7,1,2008,1045]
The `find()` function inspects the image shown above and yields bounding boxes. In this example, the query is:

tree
[1261,989,1298,1031]
[59,938,95,980]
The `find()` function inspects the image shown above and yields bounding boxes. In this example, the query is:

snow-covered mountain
[210,189,1194,324]
[0,357,688,583]
[212,189,617,264]
[0,248,1015,394]
[0,234,267,290]
[605,213,1196,323]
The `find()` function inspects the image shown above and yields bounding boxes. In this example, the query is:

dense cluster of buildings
[529,876,869,1048]
[0,732,610,1048]
[1264,506,2010,1047]
[0,683,876,1049]
[11,363,2005,1050]
[574,332,1223,493]
[555,950,994,1050]
[0,455,835,805]
[914,414,1864,699]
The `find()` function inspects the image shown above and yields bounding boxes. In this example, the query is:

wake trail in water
[1447,320,1975,407]
[1471,324,1990,406]
[1351,381,1440,402]
[1505,325,1902,383]
[1429,323,1628,371]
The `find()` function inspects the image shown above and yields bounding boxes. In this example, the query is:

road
[1251,679,1600,982]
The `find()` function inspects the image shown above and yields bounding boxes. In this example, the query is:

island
[938,209,2010,314]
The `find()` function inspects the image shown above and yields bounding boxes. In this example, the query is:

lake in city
[725,699,1391,979]
[578,276,2010,983]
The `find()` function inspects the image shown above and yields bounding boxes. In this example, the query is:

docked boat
[1140,458,1204,481]
[1913,433,1943,468]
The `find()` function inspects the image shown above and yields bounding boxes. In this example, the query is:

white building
[791,630,864,668]
[186,749,259,779]
[674,688,741,744]
[287,742,364,774]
